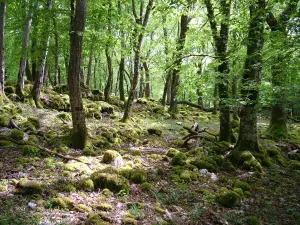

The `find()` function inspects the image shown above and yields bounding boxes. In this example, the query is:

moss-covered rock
[76,204,93,214]
[166,148,180,158]
[0,140,15,147]
[233,188,244,198]
[20,121,36,132]
[56,113,72,122]
[91,172,130,194]
[221,161,235,171]
[21,145,41,156]
[122,217,137,225]
[96,203,113,211]
[0,114,10,127]
[216,191,240,208]
[245,216,261,225]
[28,117,40,129]
[16,179,45,194]
[231,151,263,173]
[147,127,162,136]
[85,214,107,225]
[102,188,113,197]
[140,182,155,192]
[190,157,217,172]
[77,178,94,191]
[10,129,24,141]
[180,170,192,182]
[130,169,147,184]
[0,184,8,192]
[102,150,124,167]
[289,160,300,170]
[171,152,187,166]
[234,180,251,192]
[50,197,75,209]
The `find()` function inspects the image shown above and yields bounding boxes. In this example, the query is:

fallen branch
[288,115,300,123]
[2,137,85,163]
[10,119,22,131]
[183,135,221,147]
[177,100,215,112]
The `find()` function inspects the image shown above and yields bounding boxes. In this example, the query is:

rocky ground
[0,87,300,225]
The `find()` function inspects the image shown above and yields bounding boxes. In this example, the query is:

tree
[265,0,299,139]
[0,0,5,103]
[204,0,231,142]
[121,0,154,122]
[16,1,33,100]
[234,0,266,155]
[68,0,90,149]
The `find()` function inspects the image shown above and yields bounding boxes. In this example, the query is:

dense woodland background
[0,0,300,225]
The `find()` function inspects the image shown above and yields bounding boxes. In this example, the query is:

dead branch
[10,119,22,130]
[183,135,221,147]
[177,100,215,112]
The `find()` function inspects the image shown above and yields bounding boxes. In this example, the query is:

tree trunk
[31,0,52,108]
[93,56,98,89]
[104,47,113,102]
[232,74,239,120]
[122,0,154,122]
[139,68,144,98]
[213,84,218,114]
[0,0,5,102]
[68,0,90,149]
[143,61,150,98]
[161,14,170,106]
[86,41,94,88]
[205,0,231,142]
[235,0,266,153]
[169,14,189,114]
[53,16,60,86]
[265,1,299,139]
[119,57,125,101]
[16,3,32,99]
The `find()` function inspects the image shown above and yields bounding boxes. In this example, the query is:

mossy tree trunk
[235,0,266,153]
[31,0,52,108]
[16,2,33,100]
[122,0,154,122]
[232,74,239,121]
[86,39,95,88]
[139,69,144,98]
[265,0,299,139]
[205,0,231,142]
[0,0,5,103]
[168,14,189,114]
[118,0,125,102]
[143,61,150,98]
[68,0,89,149]
[93,56,98,89]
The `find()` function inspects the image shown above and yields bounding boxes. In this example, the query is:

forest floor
[0,91,300,225]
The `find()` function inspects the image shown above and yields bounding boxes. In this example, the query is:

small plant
[190,204,205,222]
[117,189,128,202]
[129,204,142,218]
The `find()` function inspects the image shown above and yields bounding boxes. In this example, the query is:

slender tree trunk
[119,57,125,101]
[31,0,52,108]
[31,21,38,83]
[0,0,5,102]
[235,0,265,153]
[122,0,154,122]
[25,59,32,81]
[104,47,113,102]
[139,68,144,98]
[43,64,49,85]
[143,61,150,98]
[68,0,90,149]
[93,56,98,89]
[86,41,94,88]
[213,84,218,114]
[53,16,60,86]
[16,3,32,99]
[162,15,170,106]
[232,74,239,120]
[169,14,189,114]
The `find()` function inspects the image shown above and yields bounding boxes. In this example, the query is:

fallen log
[177,100,215,112]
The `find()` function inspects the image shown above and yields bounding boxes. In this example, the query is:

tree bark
[53,15,60,86]
[104,47,113,102]
[143,61,150,98]
[205,0,231,142]
[168,14,189,114]
[0,0,5,102]
[122,0,154,122]
[161,14,170,106]
[31,0,52,108]
[16,1,33,99]
[86,40,94,88]
[235,0,266,153]
[68,0,89,149]
[139,68,144,98]
[232,74,239,120]
[93,56,98,89]
[265,0,299,139]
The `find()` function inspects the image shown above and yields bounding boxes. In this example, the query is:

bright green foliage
[216,191,240,208]
[171,152,187,166]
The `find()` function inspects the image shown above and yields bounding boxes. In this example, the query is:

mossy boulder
[171,152,187,166]
[180,170,192,182]
[0,114,10,127]
[98,101,114,114]
[50,197,75,209]
[85,214,107,225]
[77,178,94,191]
[234,180,251,192]
[91,172,130,194]
[0,184,8,192]
[21,145,41,156]
[166,148,180,158]
[10,129,24,141]
[222,161,235,171]
[56,113,72,122]
[190,157,217,172]
[216,191,240,208]
[4,86,15,94]
[96,203,113,211]
[27,117,40,129]
[16,179,45,194]
[233,188,244,198]
[231,151,263,173]
[130,169,147,184]
[0,140,15,147]
[140,182,155,192]
[147,127,162,136]
[122,217,137,225]
[102,150,124,167]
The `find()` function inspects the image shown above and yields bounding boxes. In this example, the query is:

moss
[98,101,114,114]
[93,136,111,148]
[21,145,41,156]
[56,113,71,122]
[63,184,76,192]
[0,140,14,147]
[231,151,263,173]
[0,184,8,192]
[234,180,251,192]
[186,148,202,157]
[28,117,40,129]
[184,163,197,170]
[155,203,165,214]
[20,121,36,131]
[199,188,211,195]
[216,191,240,208]
[266,148,280,157]
[102,150,121,163]
[233,188,244,198]
[4,86,15,94]
[10,129,24,141]
[245,216,261,225]
[191,172,198,181]
[131,169,147,184]
[231,119,240,129]
[171,174,181,182]
[50,197,75,209]
[190,158,216,172]
[91,172,130,194]
[244,191,251,197]
[180,170,192,182]
[0,114,10,127]
[76,204,93,214]
[171,152,187,166]
[212,155,224,165]
[166,148,180,158]
[57,144,69,153]
[121,217,137,225]
[266,123,288,140]
[83,146,96,156]
[102,188,113,197]
[95,203,113,211]
[222,161,235,171]
[147,127,162,136]
[140,182,155,192]
[289,160,300,170]
[77,178,94,191]
[16,179,45,194]
[131,150,141,156]
[85,214,107,225]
